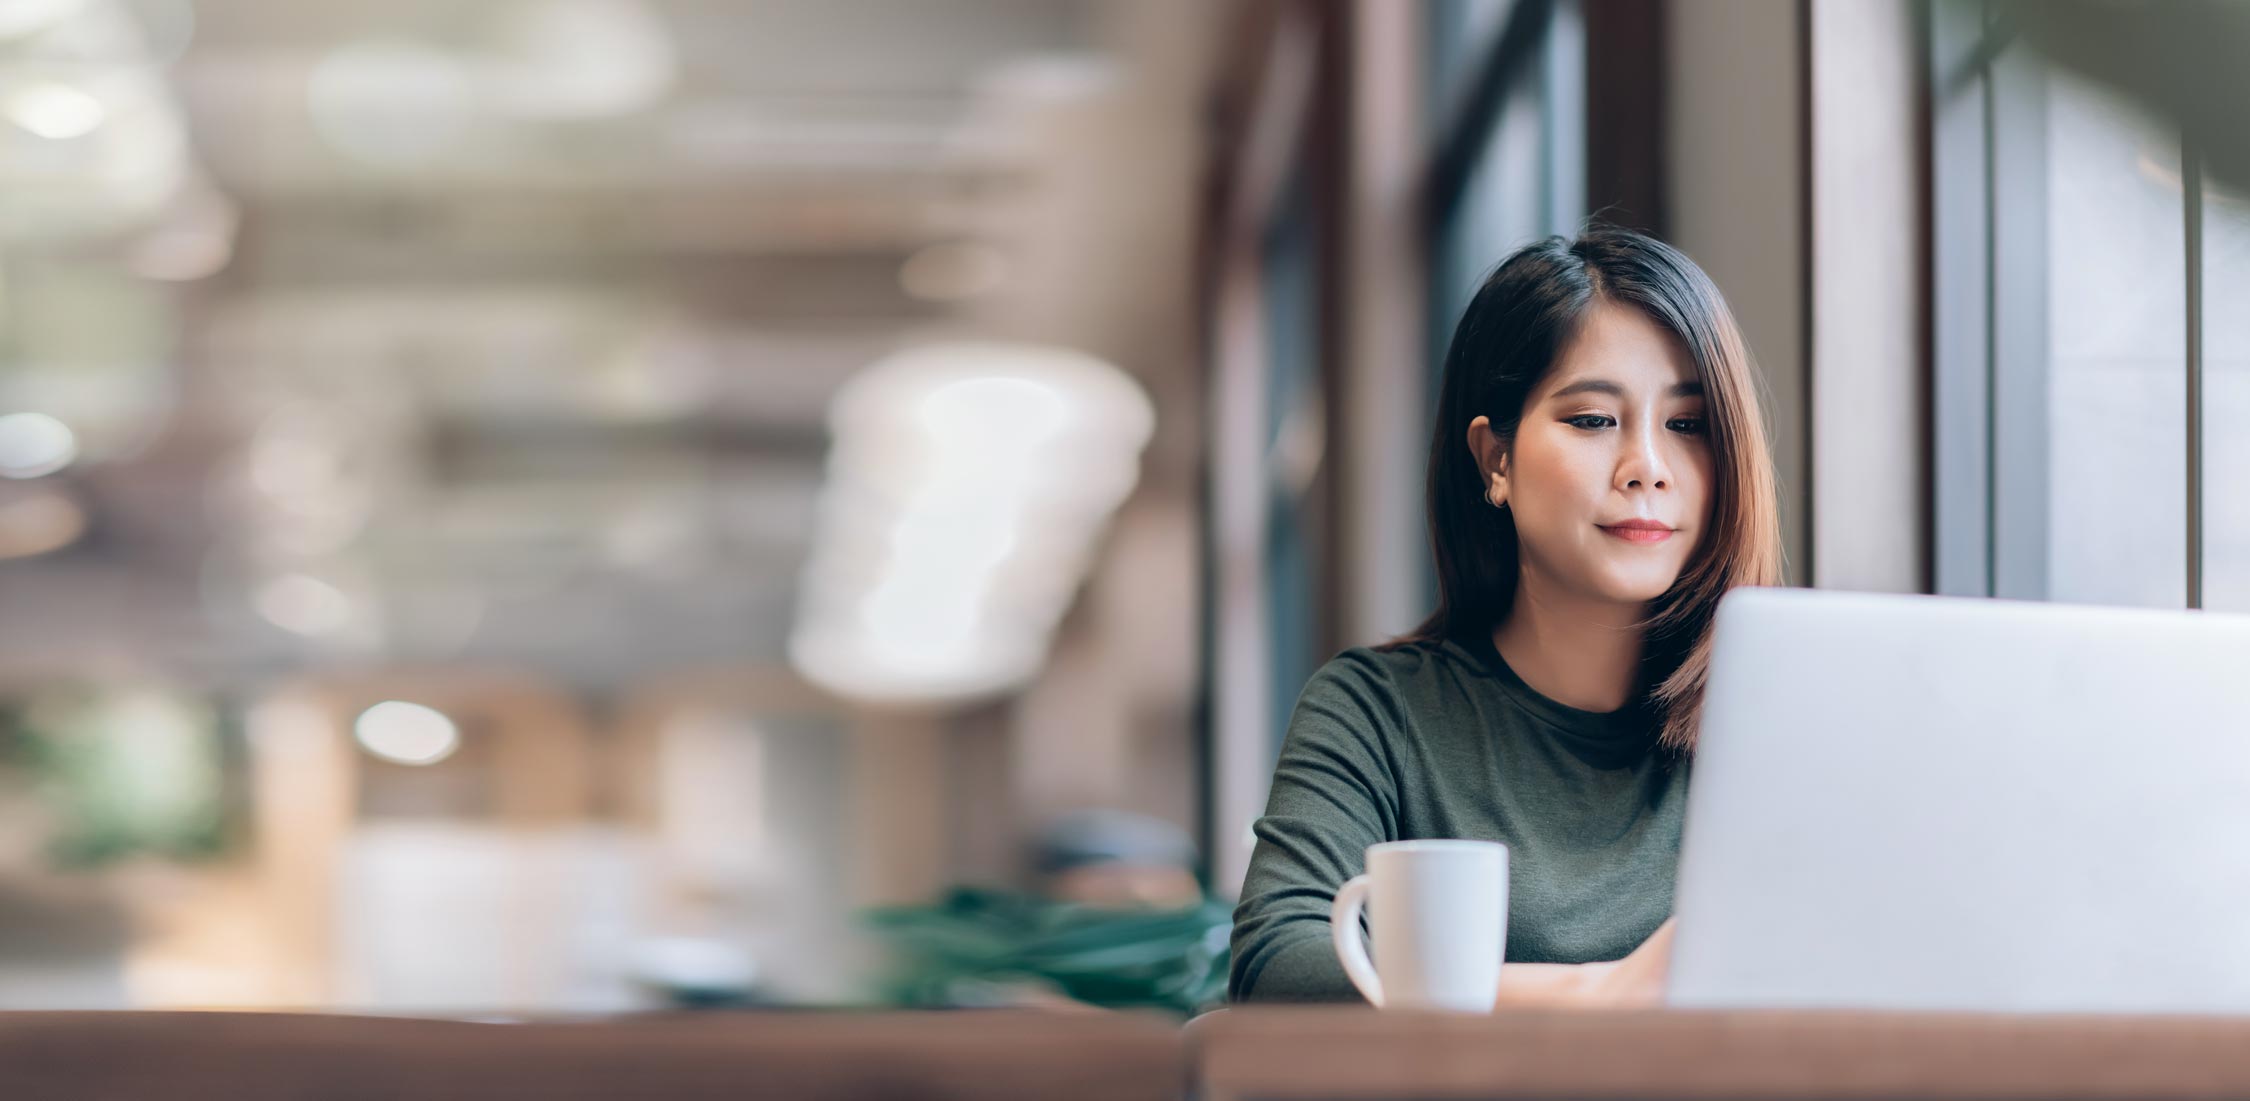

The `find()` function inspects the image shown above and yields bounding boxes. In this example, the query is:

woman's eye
[1565,414,1615,431]
[1668,417,1706,435]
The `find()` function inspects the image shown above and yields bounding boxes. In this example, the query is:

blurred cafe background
[0,0,2242,1015]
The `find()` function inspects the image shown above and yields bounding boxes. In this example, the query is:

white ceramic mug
[1330,839,1508,1012]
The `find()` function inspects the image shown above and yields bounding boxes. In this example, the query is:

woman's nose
[1617,424,1671,491]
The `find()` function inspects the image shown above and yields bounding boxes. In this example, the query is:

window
[1200,4,1334,893]
[1933,1,2225,609]
[2043,77,2186,607]
[1422,0,1589,606]
[1424,0,1514,120]
[1260,176,1326,770]
[1427,0,1586,356]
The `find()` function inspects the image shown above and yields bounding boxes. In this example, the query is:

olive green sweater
[1228,634,1688,1003]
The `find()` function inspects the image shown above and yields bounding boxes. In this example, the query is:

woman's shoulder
[1301,636,1478,711]
[1338,633,1477,674]
[1283,638,1481,770]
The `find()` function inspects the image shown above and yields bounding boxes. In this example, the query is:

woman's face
[1468,301,1715,609]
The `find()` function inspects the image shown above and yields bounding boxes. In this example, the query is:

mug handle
[1330,874,1382,1007]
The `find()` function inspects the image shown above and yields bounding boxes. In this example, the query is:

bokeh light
[353,701,462,766]
[5,81,104,139]
[253,574,357,638]
[791,342,1154,704]
[0,487,86,558]
[0,0,87,42]
[0,412,79,478]
[487,0,676,119]
[307,39,476,166]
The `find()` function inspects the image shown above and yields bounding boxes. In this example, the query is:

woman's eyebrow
[1547,378,1705,399]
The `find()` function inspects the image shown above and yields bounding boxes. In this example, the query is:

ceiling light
[5,81,105,140]
[792,342,1154,705]
[353,701,461,766]
[0,412,78,478]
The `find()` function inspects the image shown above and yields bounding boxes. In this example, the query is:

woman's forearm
[1491,961,1612,1007]
[1493,920,1672,1009]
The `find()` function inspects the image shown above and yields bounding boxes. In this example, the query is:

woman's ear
[1465,416,1510,509]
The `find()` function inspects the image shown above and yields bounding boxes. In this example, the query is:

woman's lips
[1599,523,1674,544]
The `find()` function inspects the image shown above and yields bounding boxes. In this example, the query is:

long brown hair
[1387,227,1783,752]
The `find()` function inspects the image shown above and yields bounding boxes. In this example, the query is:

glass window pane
[2044,75,2187,607]
[1425,0,1515,119]
[2202,175,2250,610]
[1431,63,1549,356]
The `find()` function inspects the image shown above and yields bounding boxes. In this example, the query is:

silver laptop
[1668,587,2250,1014]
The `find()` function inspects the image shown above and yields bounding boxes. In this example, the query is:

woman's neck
[1490,569,1648,713]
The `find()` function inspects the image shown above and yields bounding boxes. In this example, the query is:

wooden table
[1192,1007,2250,1100]
[0,1009,1186,1101]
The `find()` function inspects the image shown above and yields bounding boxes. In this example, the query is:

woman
[1227,227,1783,1007]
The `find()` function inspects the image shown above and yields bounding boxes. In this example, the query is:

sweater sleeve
[1227,650,1404,1003]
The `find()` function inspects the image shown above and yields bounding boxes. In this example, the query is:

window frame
[1198,0,1341,897]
